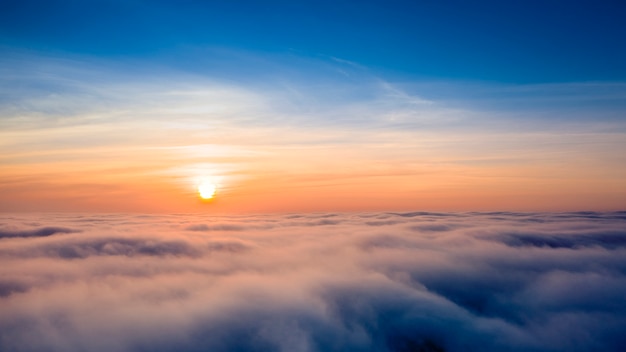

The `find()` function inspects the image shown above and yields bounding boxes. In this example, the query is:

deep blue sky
[1,0,625,83]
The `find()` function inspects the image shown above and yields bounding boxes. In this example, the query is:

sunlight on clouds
[1,211,625,351]
[160,88,268,116]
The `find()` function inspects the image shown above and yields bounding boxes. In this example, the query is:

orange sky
[2,116,625,213]
[1,56,625,213]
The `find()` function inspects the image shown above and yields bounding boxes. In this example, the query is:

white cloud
[1,212,625,351]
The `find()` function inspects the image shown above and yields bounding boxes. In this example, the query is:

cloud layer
[1,211,625,351]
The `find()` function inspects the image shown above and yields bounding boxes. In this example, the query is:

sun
[198,182,217,200]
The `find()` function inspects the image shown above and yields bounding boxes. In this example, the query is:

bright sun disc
[198,182,216,199]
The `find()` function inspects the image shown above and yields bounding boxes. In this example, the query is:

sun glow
[198,182,216,199]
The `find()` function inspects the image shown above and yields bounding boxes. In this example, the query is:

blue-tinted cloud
[0,226,78,238]
[1,212,625,351]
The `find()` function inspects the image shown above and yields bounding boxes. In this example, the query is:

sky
[1,0,626,212]
[2,3,626,351]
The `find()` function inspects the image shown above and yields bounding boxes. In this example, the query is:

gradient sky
[1,0,626,212]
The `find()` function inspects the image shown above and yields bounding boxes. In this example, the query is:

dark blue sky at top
[1,0,625,83]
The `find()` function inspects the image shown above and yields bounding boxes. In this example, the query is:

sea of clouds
[1,211,625,352]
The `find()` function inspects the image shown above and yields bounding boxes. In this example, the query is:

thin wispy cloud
[1,51,625,212]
